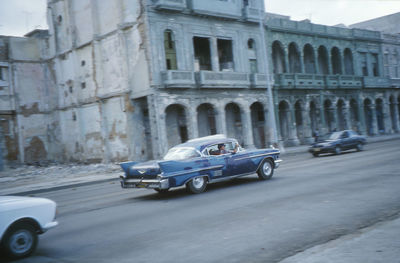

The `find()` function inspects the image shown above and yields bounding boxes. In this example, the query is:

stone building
[0,0,399,167]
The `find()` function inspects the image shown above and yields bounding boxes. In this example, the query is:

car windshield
[324,132,342,140]
[163,147,201,160]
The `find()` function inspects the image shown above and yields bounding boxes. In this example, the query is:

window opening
[217,39,234,71]
[164,30,177,70]
[193,37,212,71]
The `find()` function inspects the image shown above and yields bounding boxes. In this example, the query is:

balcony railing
[363,76,391,88]
[250,73,273,88]
[390,78,400,87]
[153,0,187,11]
[196,71,250,89]
[274,73,365,89]
[161,70,195,88]
[243,6,261,22]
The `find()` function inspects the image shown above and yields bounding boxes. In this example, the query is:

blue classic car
[120,135,282,194]
[309,130,367,157]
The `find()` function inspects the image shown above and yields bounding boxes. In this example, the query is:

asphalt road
[12,139,400,263]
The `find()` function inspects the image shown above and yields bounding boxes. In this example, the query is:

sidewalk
[1,133,399,196]
[279,215,400,263]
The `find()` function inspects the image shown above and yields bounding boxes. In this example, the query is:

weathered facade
[0,0,399,167]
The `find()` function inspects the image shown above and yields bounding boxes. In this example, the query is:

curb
[8,178,118,196]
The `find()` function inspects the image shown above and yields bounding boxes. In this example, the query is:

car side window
[342,131,349,138]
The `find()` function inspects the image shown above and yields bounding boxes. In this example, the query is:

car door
[340,131,352,150]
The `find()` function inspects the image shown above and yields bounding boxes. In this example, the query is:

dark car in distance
[309,130,366,157]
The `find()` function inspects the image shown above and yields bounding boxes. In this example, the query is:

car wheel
[313,153,319,157]
[2,222,38,259]
[257,159,274,180]
[356,143,363,151]
[335,146,342,155]
[186,176,207,194]
[154,188,169,194]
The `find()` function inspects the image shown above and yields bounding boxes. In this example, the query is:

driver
[216,143,238,155]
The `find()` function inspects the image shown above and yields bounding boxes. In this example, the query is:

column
[287,106,300,146]
[393,101,400,132]
[210,37,219,71]
[284,47,290,73]
[313,48,320,74]
[370,104,378,136]
[383,101,392,134]
[331,107,338,131]
[340,50,345,75]
[241,108,255,148]
[188,105,199,139]
[215,105,227,135]
[343,105,351,130]
[302,104,313,144]
[300,54,305,73]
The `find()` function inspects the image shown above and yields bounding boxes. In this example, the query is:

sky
[0,0,399,37]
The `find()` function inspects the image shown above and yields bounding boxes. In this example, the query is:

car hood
[0,196,56,211]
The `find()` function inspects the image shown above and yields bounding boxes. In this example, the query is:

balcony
[153,0,187,11]
[161,70,196,88]
[363,76,391,88]
[243,6,261,22]
[250,73,273,88]
[274,74,364,89]
[338,75,363,88]
[196,71,250,89]
[390,78,400,88]
[274,73,324,88]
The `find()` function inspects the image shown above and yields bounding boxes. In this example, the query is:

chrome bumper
[120,176,169,189]
[274,159,282,169]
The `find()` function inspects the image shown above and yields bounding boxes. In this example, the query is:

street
[10,139,400,263]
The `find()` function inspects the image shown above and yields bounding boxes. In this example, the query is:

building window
[372,54,379,77]
[164,30,177,70]
[0,67,4,80]
[384,52,389,77]
[360,53,368,76]
[193,37,212,71]
[217,39,234,71]
[248,39,257,73]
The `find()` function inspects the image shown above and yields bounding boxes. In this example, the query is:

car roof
[172,135,237,152]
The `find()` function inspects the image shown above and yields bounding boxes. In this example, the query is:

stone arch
[278,100,290,141]
[164,29,177,70]
[344,48,354,75]
[288,42,302,73]
[349,98,360,132]
[272,41,286,74]
[337,99,346,130]
[197,103,217,137]
[331,47,342,74]
[294,100,304,141]
[375,98,385,133]
[250,102,266,148]
[165,104,188,148]
[364,98,374,136]
[303,44,316,74]
[318,45,329,74]
[225,102,243,145]
[324,99,335,132]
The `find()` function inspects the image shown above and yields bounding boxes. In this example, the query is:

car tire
[356,143,363,152]
[313,153,319,157]
[1,222,38,259]
[257,159,274,180]
[186,176,207,194]
[154,188,169,194]
[334,146,342,155]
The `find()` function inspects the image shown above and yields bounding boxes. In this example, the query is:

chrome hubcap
[263,162,272,176]
[10,230,33,254]
[192,177,205,189]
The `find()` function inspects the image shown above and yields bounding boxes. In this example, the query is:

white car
[0,196,58,259]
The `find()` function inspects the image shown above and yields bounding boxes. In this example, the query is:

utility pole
[258,3,278,147]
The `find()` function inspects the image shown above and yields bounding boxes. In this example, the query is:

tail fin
[119,161,138,174]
